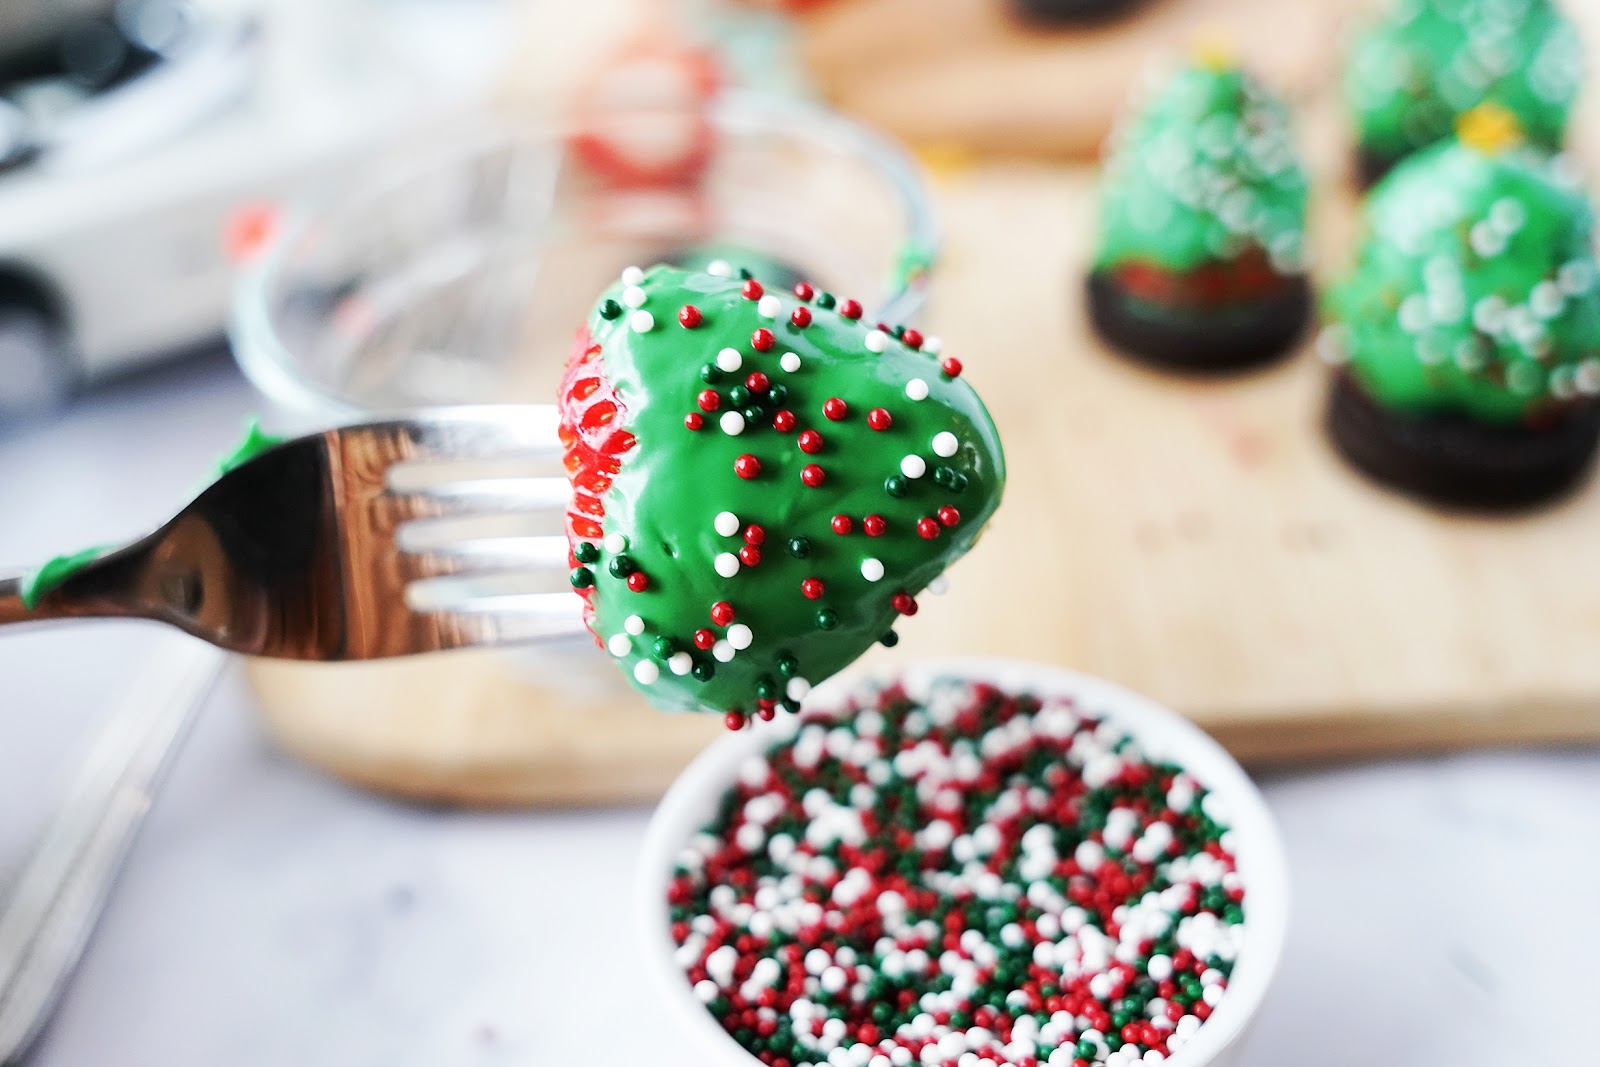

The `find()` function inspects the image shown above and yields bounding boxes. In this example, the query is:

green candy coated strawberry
[558,264,1005,719]
[1344,0,1581,164]
[1320,119,1600,425]
[1097,56,1309,282]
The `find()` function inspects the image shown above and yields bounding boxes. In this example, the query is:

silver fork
[0,405,583,1062]
[0,404,580,656]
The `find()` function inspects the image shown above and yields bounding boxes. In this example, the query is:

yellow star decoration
[1189,31,1236,72]
[1457,103,1524,156]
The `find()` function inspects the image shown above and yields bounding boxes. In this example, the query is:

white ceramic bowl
[636,658,1289,1067]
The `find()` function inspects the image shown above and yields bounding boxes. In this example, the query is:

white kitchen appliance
[0,0,508,416]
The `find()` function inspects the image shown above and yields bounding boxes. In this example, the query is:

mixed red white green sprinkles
[667,679,1246,1067]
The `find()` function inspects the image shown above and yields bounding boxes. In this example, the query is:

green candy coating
[563,265,1005,715]
[1345,0,1581,164]
[1096,59,1309,277]
[1322,137,1600,425]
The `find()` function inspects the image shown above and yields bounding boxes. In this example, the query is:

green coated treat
[20,545,110,610]
[1345,0,1581,164]
[1096,57,1309,278]
[559,264,1005,716]
[1321,132,1600,425]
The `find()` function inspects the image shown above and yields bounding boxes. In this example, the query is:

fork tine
[420,592,587,648]
[385,405,564,462]
[396,535,571,580]
[389,477,571,521]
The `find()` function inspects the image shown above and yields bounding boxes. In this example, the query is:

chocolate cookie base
[1355,147,1404,190]
[1011,0,1148,25]
[1085,270,1311,374]
[1326,371,1600,511]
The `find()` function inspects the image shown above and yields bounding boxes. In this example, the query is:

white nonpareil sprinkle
[787,677,811,701]
[861,558,886,582]
[669,652,693,676]
[901,455,928,479]
[1577,359,1600,395]
[713,640,735,663]
[706,259,734,277]
[932,431,960,457]
[758,294,782,319]
[717,347,743,373]
[629,309,655,332]
[865,330,890,353]
[715,511,741,537]
[927,576,950,596]
[604,532,628,554]
[781,352,803,373]
[607,634,631,657]
[715,553,741,578]
[721,411,747,436]
[620,266,645,285]
[906,378,930,401]
[622,285,647,308]
[633,660,659,684]
[727,623,754,650]
[624,614,645,635]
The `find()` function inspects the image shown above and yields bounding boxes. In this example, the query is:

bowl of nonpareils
[637,659,1288,1067]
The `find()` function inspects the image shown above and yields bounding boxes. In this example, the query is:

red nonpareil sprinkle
[938,505,961,527]
[678,304,703,328]
[693,629,716,650]
[863,514,887,537]
[917,517,940,539]
[741,279,764,300]
[823,397,849,421]
[739,544,762,567]
[902,328,924,349]
[840,298,863,320]
[710,601,735,626]
[801,577,825,599]
[868,407,893,431]
[684,413,705,431]
[800,464,825,488]
[830,514,853,535]
[666,679,1246,1067]
[752,328,776,352]
[626,571,650,592]
[798,429,824,455]
[746,371,770,394]
[735,454,762,479]
[744,524,766,546]
[891,592,918,615]
[790,307,813,328]
[773,410,797,433]
[698,389,721,412]
[942,357,964,378]
[794,282,815,301]
[723,711,745,731]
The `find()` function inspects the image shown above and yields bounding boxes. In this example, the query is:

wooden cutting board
[246,153,1600,807]
[794,0,1600,162]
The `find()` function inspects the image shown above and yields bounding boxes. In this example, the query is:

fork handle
[0,547,147,629]
[0,574,38,627]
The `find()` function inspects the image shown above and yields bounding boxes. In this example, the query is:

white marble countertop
[3,353,1598,1067]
